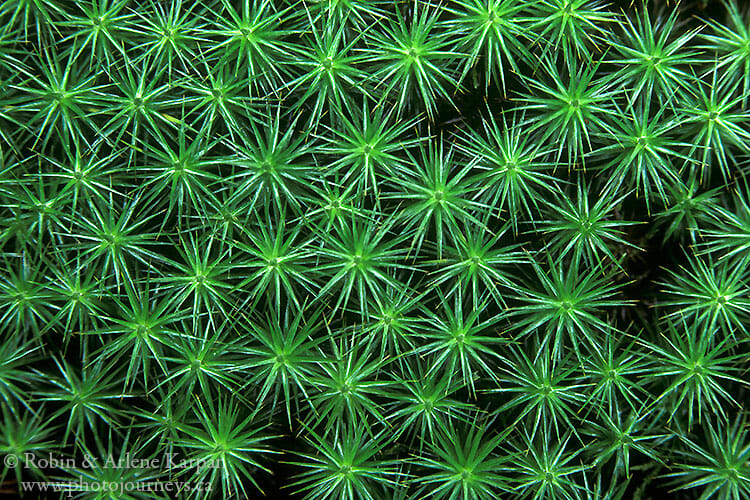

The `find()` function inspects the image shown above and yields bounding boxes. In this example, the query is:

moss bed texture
[1,0,750,499]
